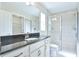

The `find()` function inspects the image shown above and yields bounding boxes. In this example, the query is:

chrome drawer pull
[14,52,23,57]
[38,50,41,56]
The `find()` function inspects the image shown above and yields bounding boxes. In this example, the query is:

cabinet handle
[38,50,41,56]
[0,42,1,52]
[14,52,23,57]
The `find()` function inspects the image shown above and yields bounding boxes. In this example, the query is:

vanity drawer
[0,45,29,57]
[30,45,45,57]
[30,40,45,53]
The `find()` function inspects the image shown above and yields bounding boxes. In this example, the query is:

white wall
[1,3,29,17]
[0,10,12,36]
[35,3,51,35]
[0,3,1,9]
[31,16,40,33]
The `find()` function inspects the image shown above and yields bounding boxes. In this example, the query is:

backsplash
[29,33,40,38]
[0,33,40,46]
[1,35,25,46]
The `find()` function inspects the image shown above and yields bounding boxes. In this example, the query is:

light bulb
[26,2,30,5]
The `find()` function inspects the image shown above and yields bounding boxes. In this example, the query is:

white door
[61,11,77,54]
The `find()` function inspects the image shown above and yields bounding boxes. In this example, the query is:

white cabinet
[30,49,40,57]
[0,10,12,36]
[30,40,45,57]
[1,45,29,57]
[0,38,49,57]
[30,40,45,52]
[39,46,45,57]
[45,37,50,57]
[30,46,45,57]
[29,38,51,57]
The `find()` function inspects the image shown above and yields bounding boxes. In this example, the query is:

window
[40,12,46,31]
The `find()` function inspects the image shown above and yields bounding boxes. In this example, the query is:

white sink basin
[25,38,38,40]
[25,38,39,44]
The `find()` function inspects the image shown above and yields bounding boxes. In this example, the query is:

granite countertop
[0,35,50,55]
[39,36,50,40]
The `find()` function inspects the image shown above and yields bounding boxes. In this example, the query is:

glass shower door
[61,11,77,55]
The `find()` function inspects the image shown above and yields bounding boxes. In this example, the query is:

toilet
[50,44,59,57]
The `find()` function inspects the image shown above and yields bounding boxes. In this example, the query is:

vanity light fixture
[26,2,35,6]
[52,18,57,21]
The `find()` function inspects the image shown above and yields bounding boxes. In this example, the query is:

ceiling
[1,2,40,16]
[0,2,79,16]
[42,2,79,14]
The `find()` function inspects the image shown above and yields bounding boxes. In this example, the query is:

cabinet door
[30,49,39,57]
[39,46,45,57]
[14,46,29,57]
[0,11,12,36]
[17,46,29,57]
[30,46,45,57]
[1,46,29,57]
[22,45,30,57]
[30,40,45,53]
[45,38,50,57]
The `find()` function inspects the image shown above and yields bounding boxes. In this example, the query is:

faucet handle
[25,34,29,39]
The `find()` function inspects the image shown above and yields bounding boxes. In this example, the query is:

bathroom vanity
[0,33,50,57]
